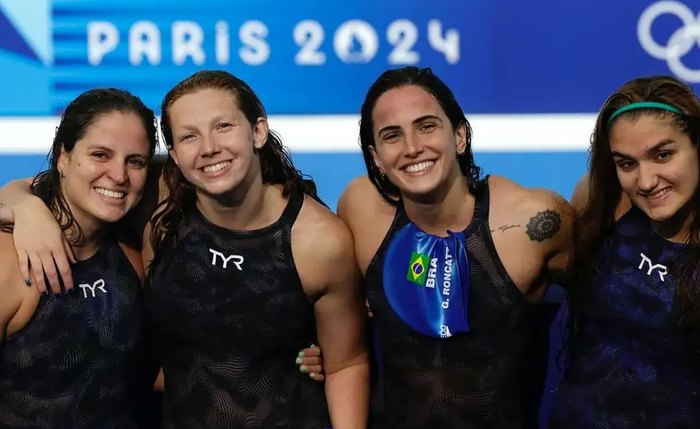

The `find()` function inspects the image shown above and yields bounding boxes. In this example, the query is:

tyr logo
[78,279,107,298]
[638,252,668,282]
[209,248,244,270]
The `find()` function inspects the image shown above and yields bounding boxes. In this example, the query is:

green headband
[607,101,683,126]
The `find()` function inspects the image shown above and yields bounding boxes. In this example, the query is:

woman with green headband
[549,76,700,427]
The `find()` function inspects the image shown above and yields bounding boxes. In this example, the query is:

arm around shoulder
[0,178,36,227]
[0,178,75,294]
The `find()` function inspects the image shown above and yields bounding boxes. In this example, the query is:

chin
[396,175,435,191]
[640,204,679,224]
[96,209,128,224]
[202,182,238,197]
[97,201,133,221]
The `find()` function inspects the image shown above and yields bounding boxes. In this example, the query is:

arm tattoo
[490,224,521,233]
[526,209,561,242]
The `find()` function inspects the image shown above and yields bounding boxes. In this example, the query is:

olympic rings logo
[638,1,700,82]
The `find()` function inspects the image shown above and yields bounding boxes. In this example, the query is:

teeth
[95,187,124,199]
[202,161,231,173]
[405,161,434,173]
[647,188,670,199]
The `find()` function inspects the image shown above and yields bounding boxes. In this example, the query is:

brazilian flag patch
[406,251,430,286]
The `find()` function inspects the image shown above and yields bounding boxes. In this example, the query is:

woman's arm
[0,156,168,294]
[0,179,74,294]
[294,207,369,429]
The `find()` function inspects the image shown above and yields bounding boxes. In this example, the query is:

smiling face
[610,114,699,234]
[58,111,150,228]
[369,85,467,201]
[166,88,268,199]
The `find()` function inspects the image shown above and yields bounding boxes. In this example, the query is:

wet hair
[151,70,318,253]
[573,75,700,354]
[30,88,158,245]
[359,66,481,204]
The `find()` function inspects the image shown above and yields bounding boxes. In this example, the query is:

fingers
[299,355,323,375]
[300,345,321,358]
[38,249,63,295]
[308,372,325,382]
[296,345,324,383]
[300,356,322,367]
[17,251,32,290]
[55,240,75,290]
[27,252,49,295]
[24,248,72,295]
[10,196,75,295]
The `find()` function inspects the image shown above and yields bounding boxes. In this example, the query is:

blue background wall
[1,0,699,425]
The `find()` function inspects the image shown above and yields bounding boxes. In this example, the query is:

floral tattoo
[525,210,561,242]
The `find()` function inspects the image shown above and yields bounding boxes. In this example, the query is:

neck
[401,174,475,236]
[195,173,279,231]
[64,210,106,261]
[652,203,694,243]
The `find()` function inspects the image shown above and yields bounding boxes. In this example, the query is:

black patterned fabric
[146,191,331,429]
[0,239,145,429]
[549,207,700,428]
[365,178,536,429]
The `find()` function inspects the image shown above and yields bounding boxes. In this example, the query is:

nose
[404,131,424,158]
[108,160,128,185]
[201,133,222,157]
[636,162,659,193]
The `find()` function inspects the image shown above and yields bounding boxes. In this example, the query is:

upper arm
[336,177,367,228]
[543,193,576,286]
[294,208,367,373]
[0,235,27,340]
[337,176,396,275]
[0,178,36,227]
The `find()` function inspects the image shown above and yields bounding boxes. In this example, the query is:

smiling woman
[144,70,369,429]
[339,66,575,429]
[53,111,151,250]
[0,88,158,428]
[609,113,699,240]
[550,76,700,428]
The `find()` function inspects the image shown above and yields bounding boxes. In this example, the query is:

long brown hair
[151,70,318,256]
[572,76,700,355]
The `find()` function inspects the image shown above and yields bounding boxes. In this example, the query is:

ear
[57,146,69,173]
[252,117,269,150]
[168,148,180,166]
[369,145,386,175]
[455,122,468,155]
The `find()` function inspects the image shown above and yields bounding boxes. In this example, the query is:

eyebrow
[86,144,113,152]
[611,139,675,158]
[87,144,148,157]
[175,114,232,133]
[377,115,443,136]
